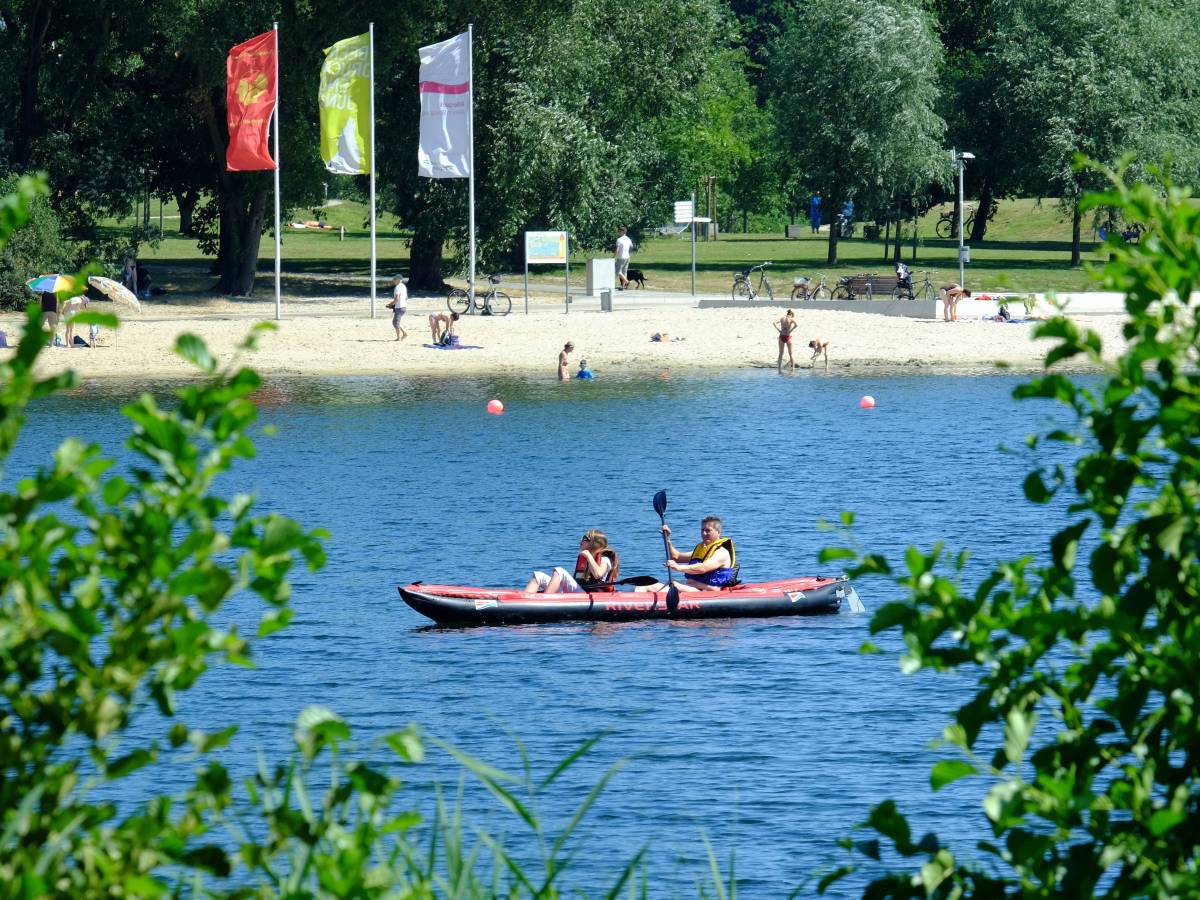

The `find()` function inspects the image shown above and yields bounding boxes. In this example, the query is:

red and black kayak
[398,575,857,626]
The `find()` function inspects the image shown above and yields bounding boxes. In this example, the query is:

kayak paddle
[652,490,681,613]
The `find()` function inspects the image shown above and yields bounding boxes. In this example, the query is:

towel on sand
[423,343,483,350]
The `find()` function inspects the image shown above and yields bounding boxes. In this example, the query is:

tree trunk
[176,189,199,236]
[15,3,54,167]
[892,216,903,264]
[214,180,269,296]
[1070,199,1083,268]
[409,226,449,291]
[969,183,995,244]
[741,209,748,233]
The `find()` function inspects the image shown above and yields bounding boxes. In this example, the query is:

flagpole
[368,22,377,319]
[273,21,282,320]
[467,23,476,306]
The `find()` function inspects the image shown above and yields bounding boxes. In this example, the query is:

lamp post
[954,150,975,289]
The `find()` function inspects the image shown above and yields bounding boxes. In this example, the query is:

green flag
[319,33,371,175]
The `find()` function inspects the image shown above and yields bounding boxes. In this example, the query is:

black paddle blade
[653,490,668,520]
[666,582,680,614]
[617,575,662,587]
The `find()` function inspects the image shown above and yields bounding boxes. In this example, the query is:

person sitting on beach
[524,529,619,594]
[808,338,829,369]
[576,358,594,379]
[895,261,911,289]
[635,517,736,593]
[558,342,573,381]
[996,302,1012,322]
[940,283,971,321]
[775,309,798,374]
[428,311,460,345]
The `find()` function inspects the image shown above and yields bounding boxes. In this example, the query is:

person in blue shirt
[809,192,822,233]
[576,358,594,379]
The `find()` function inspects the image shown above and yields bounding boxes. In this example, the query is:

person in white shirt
[386,275,408,341]
[613,226,633,290]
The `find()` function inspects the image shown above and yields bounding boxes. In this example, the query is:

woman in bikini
[775,309,798,373]
[558,342,573,381]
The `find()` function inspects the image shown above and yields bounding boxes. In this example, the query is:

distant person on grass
[386,275,408,341]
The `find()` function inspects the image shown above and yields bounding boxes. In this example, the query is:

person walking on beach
[558,342,573,381]
[808,338,829,369]
[775,309,798,374]
[386,275,408,341]
[614,226,633,290]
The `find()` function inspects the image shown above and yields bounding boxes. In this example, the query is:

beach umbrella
[25,274,75,294]
[86,276,141,311]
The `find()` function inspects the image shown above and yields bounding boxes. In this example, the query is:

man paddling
[636,516,737,592]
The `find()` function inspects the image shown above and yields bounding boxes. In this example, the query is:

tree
[819,164,1200,897]
[377,0,728,289]
[772,0,946,264]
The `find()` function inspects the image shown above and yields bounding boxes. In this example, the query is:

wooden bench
[831,273,899,300]
[785,224,805,238]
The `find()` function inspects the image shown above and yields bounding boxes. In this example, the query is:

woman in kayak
[524,529,619,594]
[637,516,737,592]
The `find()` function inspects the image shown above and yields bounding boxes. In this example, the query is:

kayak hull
[398,576,856,626]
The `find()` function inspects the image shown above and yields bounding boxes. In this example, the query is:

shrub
[0,173,78,310]
[819,163,1200,897]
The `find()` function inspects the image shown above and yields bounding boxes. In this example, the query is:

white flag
[418,32,471,179]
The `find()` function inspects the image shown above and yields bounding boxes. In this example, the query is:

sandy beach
[7,290,1129,381]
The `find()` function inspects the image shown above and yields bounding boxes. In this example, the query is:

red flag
[226,30,277,171]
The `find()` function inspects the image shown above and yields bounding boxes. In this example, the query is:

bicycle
[447,274,512,316]
[791,273,830,301]
[891,269,938,302]
[935,206,975,239]
[732,262,774,302]
[830,273,873,301]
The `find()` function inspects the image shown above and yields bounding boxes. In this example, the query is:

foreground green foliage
[0,181,649,896]
[820,167,1200,895]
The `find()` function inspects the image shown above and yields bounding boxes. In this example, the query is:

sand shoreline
[7,292,1129,382]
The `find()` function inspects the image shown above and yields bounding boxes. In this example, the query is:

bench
[832,273,900,300]
[785,224,805,238]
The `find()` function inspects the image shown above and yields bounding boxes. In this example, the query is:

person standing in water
[774,309,798,374]
[558,342,573,381]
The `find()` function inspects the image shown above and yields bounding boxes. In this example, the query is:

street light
[954,150,975,289]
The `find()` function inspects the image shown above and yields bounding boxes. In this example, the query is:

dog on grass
[625,269,646,290]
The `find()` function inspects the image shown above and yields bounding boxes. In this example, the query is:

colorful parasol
[86,276,141,311]
[26,274,75,294]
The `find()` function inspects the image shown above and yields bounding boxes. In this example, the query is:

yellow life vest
[690,537,736,568]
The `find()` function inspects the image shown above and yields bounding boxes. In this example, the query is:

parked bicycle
[935,206,975,239]
[830,273,873,301]
[791,273,830,301]
[891,269,938,302]
[732,262,774,302]
[447,274,512,316]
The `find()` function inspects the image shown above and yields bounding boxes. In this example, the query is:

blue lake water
[11,369,1080,896]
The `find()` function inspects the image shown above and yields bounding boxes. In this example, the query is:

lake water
[12,369,1079,896]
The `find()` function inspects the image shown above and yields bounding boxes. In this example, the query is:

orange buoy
[859,395,876,409]
[487,399,504,415]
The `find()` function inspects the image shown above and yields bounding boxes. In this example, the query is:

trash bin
[600,289,612,312]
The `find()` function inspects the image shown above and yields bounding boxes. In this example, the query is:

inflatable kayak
[398,575,857,626]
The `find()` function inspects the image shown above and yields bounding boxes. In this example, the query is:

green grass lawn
[126,197,1111,295]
